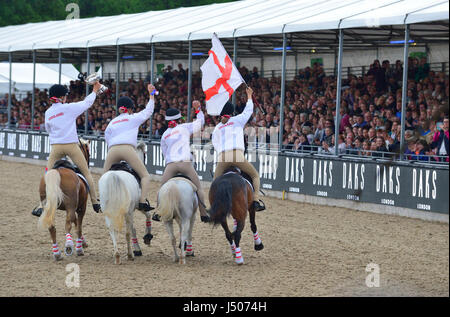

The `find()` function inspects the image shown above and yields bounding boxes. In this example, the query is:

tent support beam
[149,43,155,139]
[8,52,12,128]
[58,49,62,85]
[232,37,238,109]
[334,29,344,156]
[400,24,410,160]
[187,40,192,122]
[31,50,36,130]
[115,45,120,113]
[85,47,90,135]
[279,33,287,152]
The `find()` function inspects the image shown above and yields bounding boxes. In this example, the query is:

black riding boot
[139,199,154,212]
[251,200,266,212]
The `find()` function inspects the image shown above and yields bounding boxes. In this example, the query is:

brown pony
[38,139,90,260]
[208,167,264,265]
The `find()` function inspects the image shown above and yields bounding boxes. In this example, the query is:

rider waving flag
[102,84,156,212]
[32,82,103,216]
[153,100,210,223]
[211,86,265,212]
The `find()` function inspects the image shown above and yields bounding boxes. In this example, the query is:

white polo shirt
[45,92,96,145]
[105,99,154,149]
[161,111,204,164]
[212,100,253,154]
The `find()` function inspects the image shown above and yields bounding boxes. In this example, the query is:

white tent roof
[0,0,447,52]
[0,63,78,91]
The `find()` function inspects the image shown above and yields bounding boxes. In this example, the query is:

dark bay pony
[38,139,90,260]
[208,167,264,265]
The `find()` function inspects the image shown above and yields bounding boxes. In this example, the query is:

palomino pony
[38,138,90,260]
[98,142,153,264]
[157,177,198,264]
[208,167,264,265]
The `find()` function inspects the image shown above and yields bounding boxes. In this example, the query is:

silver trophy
[86,72,108,94]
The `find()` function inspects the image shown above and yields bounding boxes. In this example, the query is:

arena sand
[0,160,448,297]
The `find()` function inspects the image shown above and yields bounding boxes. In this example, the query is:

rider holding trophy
[32,74,105,216]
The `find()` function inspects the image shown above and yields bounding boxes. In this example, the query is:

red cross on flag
[201,34,245,116]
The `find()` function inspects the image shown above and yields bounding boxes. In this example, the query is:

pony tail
[208,181,233,226]
[158,182,180,222]
[39,170,64,229]
[100,173,130,232]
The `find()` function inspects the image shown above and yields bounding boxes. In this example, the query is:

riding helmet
[220,101,234,117]
[165,108,181,121]
[49,84,69,98]
[117,96,135,110]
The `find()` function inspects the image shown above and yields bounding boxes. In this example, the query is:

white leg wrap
[253,231,262,245]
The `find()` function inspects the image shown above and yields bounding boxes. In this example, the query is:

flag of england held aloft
[201,34,245,116]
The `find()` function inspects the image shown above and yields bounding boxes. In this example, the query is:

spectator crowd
[0,56,448,162]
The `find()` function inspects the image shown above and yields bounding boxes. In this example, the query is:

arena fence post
[400,24,410,161]
[187,40,193,122]
[279,31,287,152]
[334,28,344,156]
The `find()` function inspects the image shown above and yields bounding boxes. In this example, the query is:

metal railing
[102,62,449,82]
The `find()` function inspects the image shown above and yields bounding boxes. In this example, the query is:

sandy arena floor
[0,159,448,297]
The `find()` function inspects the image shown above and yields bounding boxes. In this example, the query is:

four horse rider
[33,79,265,219]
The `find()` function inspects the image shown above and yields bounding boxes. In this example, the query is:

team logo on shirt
[218,122,234,130]
[112,118,129,125]
[48,112,64,121]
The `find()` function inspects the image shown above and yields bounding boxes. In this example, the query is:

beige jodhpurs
[214,149,260,201]
[103,144,151,204]
[47,143,98,203]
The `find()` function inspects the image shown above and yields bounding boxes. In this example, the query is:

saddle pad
[170,177,198,192]
[76,173,90,193]
[53,159,81,174]
[223,171,254,192]
[110,161,141,185]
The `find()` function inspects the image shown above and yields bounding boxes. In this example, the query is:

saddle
[52,159,89,192]
[223,166,254,192]
[109,161,141,186]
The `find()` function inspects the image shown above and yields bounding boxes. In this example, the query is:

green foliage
[0,0,238,27]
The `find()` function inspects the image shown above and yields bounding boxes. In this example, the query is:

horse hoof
[133,250,143,257]
[82,242,88,249]
[53,252,63,261]
[76,250,84,256]
[127,255,134,261]
[235,259,244,265]
[186,251,195,257]
[143,234,153,245]
[254,243,264,251]
[114,254,121,265]
[179,258,186,265]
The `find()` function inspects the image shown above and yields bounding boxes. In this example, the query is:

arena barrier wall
[1,129,448,216]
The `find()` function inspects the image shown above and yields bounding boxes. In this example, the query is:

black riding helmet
[165,108,181,121]
[220,101,234,117]
[117,96,135,110]
[49,84,69,98]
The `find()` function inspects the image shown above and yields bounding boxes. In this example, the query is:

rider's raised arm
[232,87,254,128]
[185,100,205,135]
[130,98,155,125]
[67,91,97,118]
